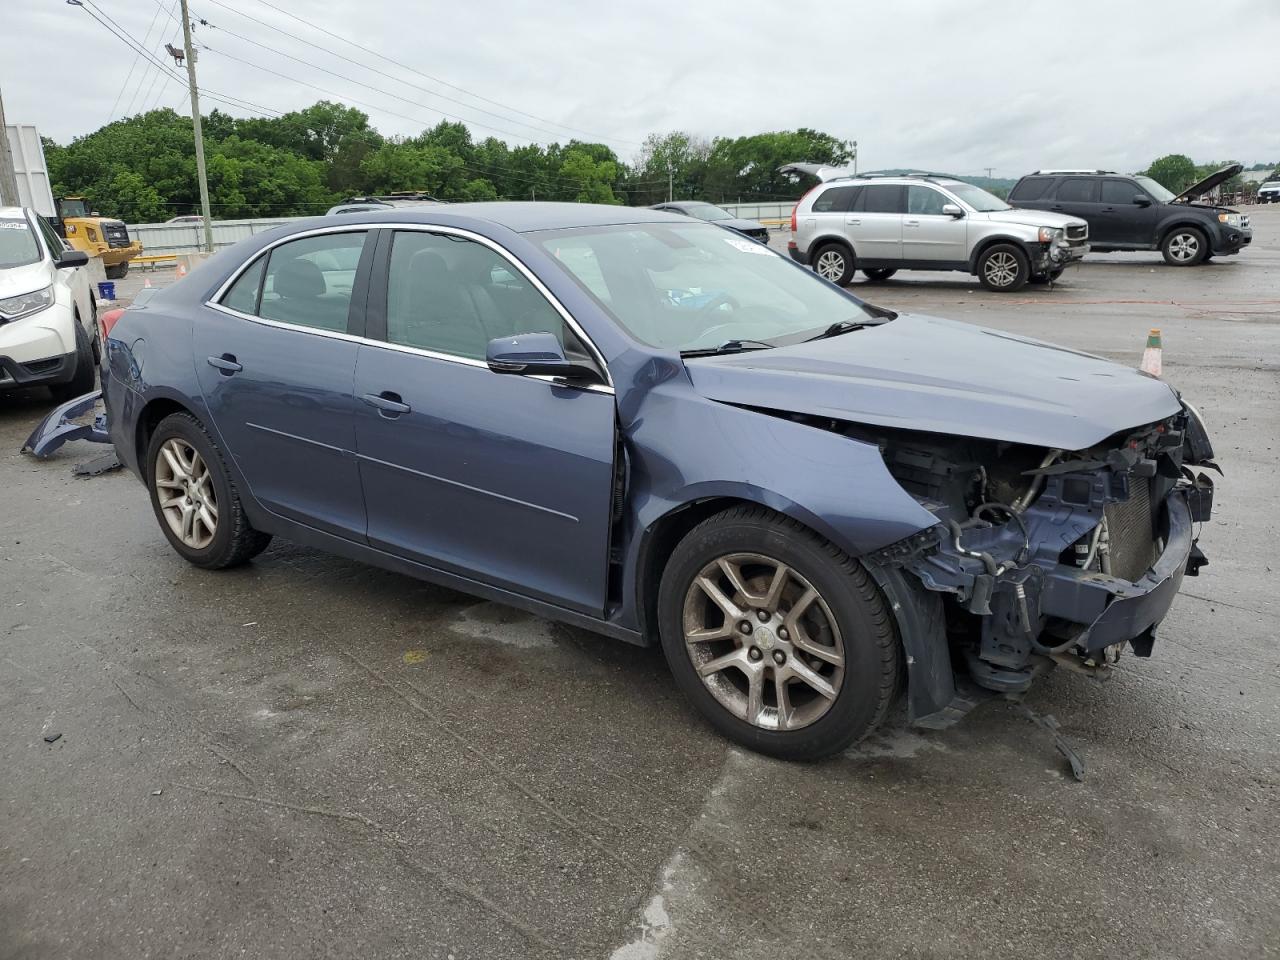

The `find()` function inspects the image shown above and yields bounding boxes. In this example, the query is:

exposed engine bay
[851,401,1218,699]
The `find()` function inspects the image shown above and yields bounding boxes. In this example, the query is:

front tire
[862,268,897,282]
[977,243,1030,292]
[104,263,129,280]
[811,243,855,286]
[657,506,899,760]
[1161,227,1207,266]
[147,412,272,569]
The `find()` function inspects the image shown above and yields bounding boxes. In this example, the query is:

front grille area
[1066,223,1088,241]
[1105,477,1160,582]
[102,222,131,248]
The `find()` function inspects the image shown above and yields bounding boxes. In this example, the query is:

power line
[228,0,640,148]
[70,1,281,119]
[199,0,632,150]
[109,0,164,122]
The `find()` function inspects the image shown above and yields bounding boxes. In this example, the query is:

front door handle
[207,354,242,375]
[904,219,920,227]
[361,391,411,416]
[845,218,861,225]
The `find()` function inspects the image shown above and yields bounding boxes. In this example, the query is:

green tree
[1144,154,1198,193]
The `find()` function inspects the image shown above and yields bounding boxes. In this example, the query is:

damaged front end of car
[863,400,1218,703]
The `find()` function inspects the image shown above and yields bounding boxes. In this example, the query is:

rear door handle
[845,218,861,225]
[207,354,242,374]
[360,391,411,416]
[904,219,920,227]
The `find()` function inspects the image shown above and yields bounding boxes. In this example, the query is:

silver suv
[784,172,1090,292]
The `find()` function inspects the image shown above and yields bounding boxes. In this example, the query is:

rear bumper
[787,241,806,264]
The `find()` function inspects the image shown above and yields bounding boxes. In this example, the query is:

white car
[0,206,97,401]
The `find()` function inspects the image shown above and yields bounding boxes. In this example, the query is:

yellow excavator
[54,196,143,279]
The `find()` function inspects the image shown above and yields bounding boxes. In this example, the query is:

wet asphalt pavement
[2,210,1278,960]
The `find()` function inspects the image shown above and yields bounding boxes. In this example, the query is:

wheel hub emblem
[755,626,775,650]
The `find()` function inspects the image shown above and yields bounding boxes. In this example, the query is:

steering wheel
[696,292,740,315]
[687,321,751,349]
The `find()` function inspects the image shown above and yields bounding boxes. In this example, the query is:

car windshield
[945,183,1010,212]
[1133,176,1176,203]
[0,216,41,269]
[537,222,882,353]
[683,203,734,222]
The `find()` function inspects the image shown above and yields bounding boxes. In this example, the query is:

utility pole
[852,140,858,176]
[179,0,214,253]
[667,159,674,202]
[984,167,994,179]
[0,84,20,207]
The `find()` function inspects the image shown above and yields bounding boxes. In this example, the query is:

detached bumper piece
[881,412,1217,696]
[21,390,110,459]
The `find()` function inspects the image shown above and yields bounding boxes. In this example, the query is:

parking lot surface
[2,211,1278,959]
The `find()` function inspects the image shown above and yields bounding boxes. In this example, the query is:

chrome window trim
[204,221,614,391]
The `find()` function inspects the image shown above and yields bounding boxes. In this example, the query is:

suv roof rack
[340,192,443,204]
[1030,169,1117,175]
[824,171,971,185]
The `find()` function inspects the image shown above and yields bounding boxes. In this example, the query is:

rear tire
[105,263,129,280]
[1161,227,1207,266]
[811,243,855,286]
[862,268,897,282]
[50,319,96,403]
[977,243,1030,292]
[657,506,899,760]
[146,412,272,569]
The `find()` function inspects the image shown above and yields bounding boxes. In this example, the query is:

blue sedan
[101,203,1217,759]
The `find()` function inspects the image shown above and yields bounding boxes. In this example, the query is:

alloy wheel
[1168,232,1200,262]
[682,553,845,731]
[815,250,846,282]
[154,438,218,549]
[983,251,1019,287]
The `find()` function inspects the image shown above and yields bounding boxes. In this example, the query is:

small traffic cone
[176,261,188,279]
[1139,328,1162,377]
[143,277,153,288]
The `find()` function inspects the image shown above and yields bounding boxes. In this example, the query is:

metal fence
[718,202,793,223]
[129,216,301,256]
[128,202,798,255]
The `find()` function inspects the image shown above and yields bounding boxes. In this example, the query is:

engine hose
[972,501,1031,562]
[1015,449,1062,512]
[946,519,1001,576]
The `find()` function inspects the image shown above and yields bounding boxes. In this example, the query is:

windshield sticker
[0,220,31,230]
[722,236,771,256]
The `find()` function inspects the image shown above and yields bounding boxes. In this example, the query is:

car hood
[1173,163,1242,203]
[719,218,767,233]
[684,313,1182,450]
[981,208,1085,230]
[0,261,52,301]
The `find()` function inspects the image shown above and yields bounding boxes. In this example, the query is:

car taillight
[99,307,126,341]
[790,184,820,233]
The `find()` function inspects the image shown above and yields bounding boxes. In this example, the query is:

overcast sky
[5,0,1278,177]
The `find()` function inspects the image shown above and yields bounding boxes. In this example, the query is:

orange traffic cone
[143,277,153,288]
[176,261,188,279]
[1140,328,1162,377]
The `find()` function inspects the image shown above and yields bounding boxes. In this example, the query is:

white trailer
[4,123,56,216]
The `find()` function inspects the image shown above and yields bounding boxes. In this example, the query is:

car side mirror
[486,332,600,382]
[1133,194,1152,207]
[941,203,964,218]
[55,250,89,269]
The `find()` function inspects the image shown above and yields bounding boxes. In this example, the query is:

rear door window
[221,231,368,333]
[1057,178,1099,202]
[855,184,905,214]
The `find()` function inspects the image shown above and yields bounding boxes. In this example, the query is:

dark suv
[1009,165,1251,266]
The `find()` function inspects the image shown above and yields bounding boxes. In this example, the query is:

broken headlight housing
[0,284,54,322]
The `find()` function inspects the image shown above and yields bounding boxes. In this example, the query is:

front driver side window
[906,186,949,215]
[385,231,568,362]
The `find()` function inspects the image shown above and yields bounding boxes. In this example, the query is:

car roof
[1027,170,1119,176]
[818,175,967,188]
[316,201,687,233]
[1,206,29,218]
